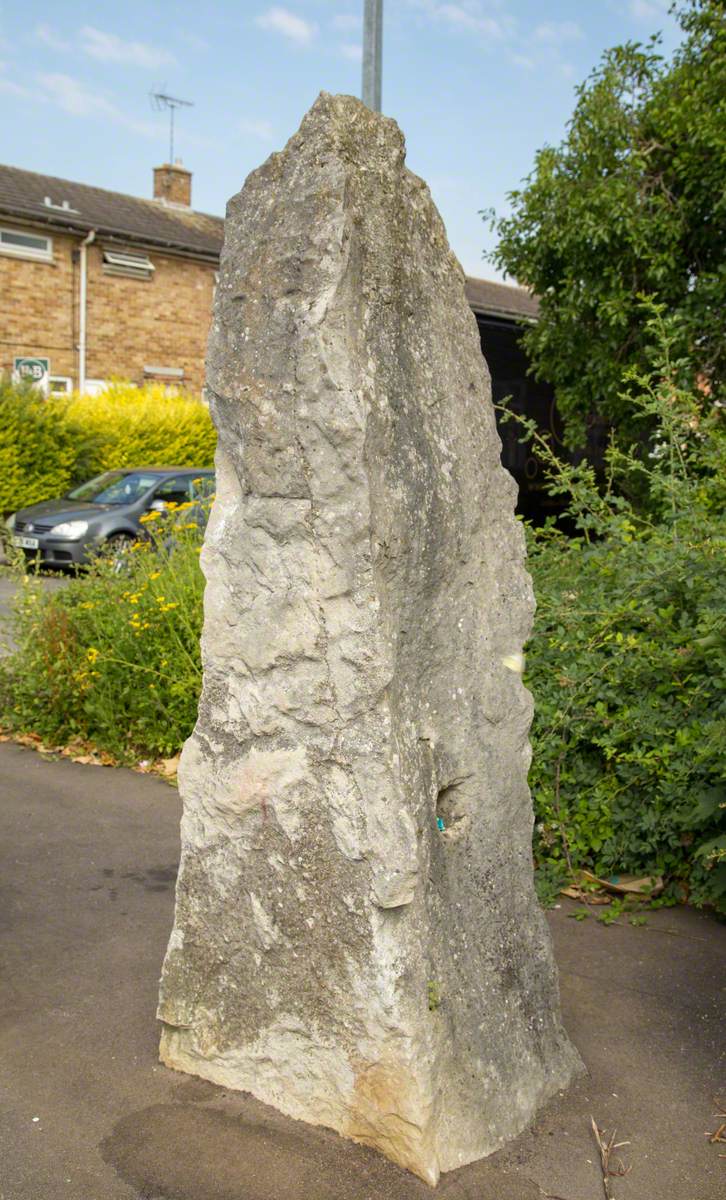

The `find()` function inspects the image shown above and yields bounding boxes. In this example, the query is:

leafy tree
[504,307,726,914]
[488,0,726,444]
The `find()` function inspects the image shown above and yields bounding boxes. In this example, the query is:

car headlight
[5,513,15,532]
[52,520,89,540]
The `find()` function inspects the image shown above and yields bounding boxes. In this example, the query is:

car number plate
[12,535,39,550]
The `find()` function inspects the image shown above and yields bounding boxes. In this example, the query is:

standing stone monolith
[158,92,581,1186]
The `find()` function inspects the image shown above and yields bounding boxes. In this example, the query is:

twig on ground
[706,1097,726,1146]
[590,1116,632,1200]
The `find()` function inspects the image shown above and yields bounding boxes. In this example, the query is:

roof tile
[0,163,224,258]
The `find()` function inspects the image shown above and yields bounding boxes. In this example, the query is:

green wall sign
[13,357,50,391]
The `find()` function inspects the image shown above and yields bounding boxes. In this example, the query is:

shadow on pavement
[0,742,723,1200]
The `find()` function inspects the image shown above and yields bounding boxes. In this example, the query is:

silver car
[7,467,215,568]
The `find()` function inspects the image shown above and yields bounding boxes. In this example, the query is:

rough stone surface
[158,92,581,1186]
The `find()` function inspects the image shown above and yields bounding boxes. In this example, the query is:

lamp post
[362,0,383,112]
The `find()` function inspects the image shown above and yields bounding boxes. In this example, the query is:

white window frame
[102,248,155,280]
[0,225,53,263]
[83,379,108,396]
[143,365,185,380]
[48,376,73,396]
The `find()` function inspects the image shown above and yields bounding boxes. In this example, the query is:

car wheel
[104,533,135,575]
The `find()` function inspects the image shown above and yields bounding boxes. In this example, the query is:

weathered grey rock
[158,92,581,1186]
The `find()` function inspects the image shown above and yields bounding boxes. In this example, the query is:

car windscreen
[66,471,162,505]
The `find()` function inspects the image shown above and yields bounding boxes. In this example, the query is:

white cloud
[630,0,670,20]
[512,53,534,70]
[0,75,30,96]
[331,13,362,32]
[36,73,162,137]
[339,42,362,63]
[37,72,103,117]
[79,26,175,68]
[35,22,175,68]
[436,4,503,37]
[409,1,507,40]
[532,20,583,44]
[239,116,275,141]
[179,30,209,51]
[256,7,317,46]
[35,23,71,51]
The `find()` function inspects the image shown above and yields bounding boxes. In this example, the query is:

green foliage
[427,981,441,1012]
[0,379,216,514]
[488,0,726,443]
[65,383,217,475]
[0,506,206,760]
[0,378,101,512]
[518,310,726,914]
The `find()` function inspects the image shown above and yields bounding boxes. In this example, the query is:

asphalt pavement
[0,741,724,1200]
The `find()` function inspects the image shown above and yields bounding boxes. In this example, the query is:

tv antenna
[150,90,194,162]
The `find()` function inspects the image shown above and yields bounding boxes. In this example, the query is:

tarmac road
[0,741,724,1200]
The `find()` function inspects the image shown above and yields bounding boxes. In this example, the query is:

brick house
[0,159,561,512]
[0,161,221,395]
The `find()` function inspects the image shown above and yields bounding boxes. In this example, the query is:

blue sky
[0,1,680,278]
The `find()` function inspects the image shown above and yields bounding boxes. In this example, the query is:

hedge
[517,314,726,915]
[0,379,216,513]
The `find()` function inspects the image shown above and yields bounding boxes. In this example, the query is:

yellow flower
[86,647,99,664]
[149,571,161,580]
[155,595,165,604]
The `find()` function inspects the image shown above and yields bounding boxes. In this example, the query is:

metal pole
[362,0,383,112]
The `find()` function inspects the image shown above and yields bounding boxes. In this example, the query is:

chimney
[153,159,192,207]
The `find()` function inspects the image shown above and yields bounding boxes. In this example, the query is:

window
[83,380,108,396]
[0,226,53,262]
[67,471,162,505]
[102,249,155,280]
[191,473,216,500]
[49,376,73,396]
[143,365,184,380]
[154,476,194,505]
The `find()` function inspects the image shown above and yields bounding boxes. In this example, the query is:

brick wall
[0,226,216,393]
[0,230,77,382]
[85,243,215,393]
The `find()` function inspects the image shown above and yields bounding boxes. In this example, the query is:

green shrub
[0,506,205,760]
[518,312,726,914]
[0,378,100,512]
[66,382,217,474]
[0,378,216,514]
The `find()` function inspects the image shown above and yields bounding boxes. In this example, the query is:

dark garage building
[465,277,559,522]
